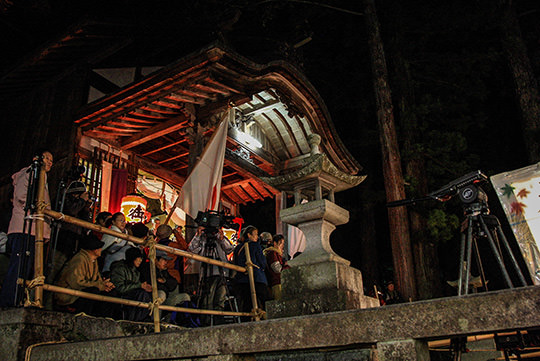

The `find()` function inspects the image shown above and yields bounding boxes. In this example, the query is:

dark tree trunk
[363,0,416,301]
[358,192,380,290]
[386,5,443,300]
[500,2,540,163]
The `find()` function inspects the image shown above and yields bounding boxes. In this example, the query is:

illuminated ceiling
[75,45,361,205]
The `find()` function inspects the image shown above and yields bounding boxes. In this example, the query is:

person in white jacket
[0,149,53,307]
[100,212,133,274]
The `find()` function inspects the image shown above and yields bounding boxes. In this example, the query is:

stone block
[267,261,378,318]
[377,339,430,361]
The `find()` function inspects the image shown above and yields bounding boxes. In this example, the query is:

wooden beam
[141,139,187,157]
[167,93,205,105]
[121,117,188,149]
[243,98,280,116]
[134,155,185,188]
[157,151,189,165]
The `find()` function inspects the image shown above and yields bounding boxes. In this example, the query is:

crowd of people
[0,148,402,326]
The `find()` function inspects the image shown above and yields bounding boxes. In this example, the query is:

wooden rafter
[262,112,292,159]
[273,107,302,157]
[157,151,189,165]
[121,117,188,149]
[141,139,187,157]
[167,92,205,105]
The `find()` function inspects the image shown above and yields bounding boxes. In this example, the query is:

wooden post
[148,242,161,333]
[32,166,47,308]
[243,242,260,321]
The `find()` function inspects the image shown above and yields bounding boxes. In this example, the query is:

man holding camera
[188,225,234,322]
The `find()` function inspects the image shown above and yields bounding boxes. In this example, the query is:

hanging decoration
[121,195,151,223]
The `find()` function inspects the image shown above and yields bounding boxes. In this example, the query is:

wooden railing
[27,167,262,332]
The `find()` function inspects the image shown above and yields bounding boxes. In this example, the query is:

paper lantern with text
[121,195,151,223]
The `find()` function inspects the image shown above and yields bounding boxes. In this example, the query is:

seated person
[54,233,115,315]
[156,225,189,288]
[109,246,152,322]
[140,250,190,321]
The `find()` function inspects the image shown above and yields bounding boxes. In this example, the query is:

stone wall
[1,286,538,361]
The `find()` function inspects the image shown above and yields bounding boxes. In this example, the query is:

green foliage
[426,208,460,244]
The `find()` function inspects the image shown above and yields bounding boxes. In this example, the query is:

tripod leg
[458,227,466,296]
[464,216,474,296]
[472,238,488,291]
[494,221,527,286]
[479,215,513,288]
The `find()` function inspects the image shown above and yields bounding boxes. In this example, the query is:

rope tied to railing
[241,243,260,270]
[143,236,157,258]
[23,276,45,307]
[24,214,46,222]
[148,297,165,316]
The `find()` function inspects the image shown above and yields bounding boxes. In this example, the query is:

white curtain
[136,176,185,225]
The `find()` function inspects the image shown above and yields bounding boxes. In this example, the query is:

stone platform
[2,286,539,361]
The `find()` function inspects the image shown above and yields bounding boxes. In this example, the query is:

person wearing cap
[109,246,153,321]
[156,224,188,288]
[1,149,53,307]
[140,250,190,320]
[54,233,114,314]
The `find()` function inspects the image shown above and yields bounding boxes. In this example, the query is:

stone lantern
[262,134,379,318]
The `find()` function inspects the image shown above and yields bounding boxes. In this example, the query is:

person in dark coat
[109,246,152,321]
[233,225,269,318]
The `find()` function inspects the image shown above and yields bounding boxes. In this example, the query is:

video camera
[427,170,488,201]
[194,210,242,235]
[387,170,488,208]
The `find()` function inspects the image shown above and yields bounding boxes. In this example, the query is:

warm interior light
[237,130,262,148]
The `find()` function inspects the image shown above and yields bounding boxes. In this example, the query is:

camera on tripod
[194,210,241,236]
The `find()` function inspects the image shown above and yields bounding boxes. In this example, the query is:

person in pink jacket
[0,149,53,306]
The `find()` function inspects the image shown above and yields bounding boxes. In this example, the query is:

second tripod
[195,234,240,325]
[457,184,527,296]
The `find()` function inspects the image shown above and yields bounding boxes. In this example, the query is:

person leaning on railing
[54,233,114,315]
[0,149,53,307]
[233,225,269,318]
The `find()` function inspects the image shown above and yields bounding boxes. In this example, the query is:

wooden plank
[157,151,189,165]
[141,139,187,157]
[121,117,188,149]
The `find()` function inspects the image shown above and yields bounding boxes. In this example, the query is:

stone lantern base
[267,261,379,318]
[266,200,379,319]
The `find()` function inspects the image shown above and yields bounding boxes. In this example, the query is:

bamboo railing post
[32,166,47,308]
[243,242,260,321]
[147,239,161,333]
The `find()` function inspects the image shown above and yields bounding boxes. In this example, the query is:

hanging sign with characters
[121,195,151,223]
[491,163,540,285]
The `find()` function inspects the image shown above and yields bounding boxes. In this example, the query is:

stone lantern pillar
[262,135,379,318]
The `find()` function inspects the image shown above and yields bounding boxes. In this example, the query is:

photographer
[0,149,53,307]
[188,225,234,319]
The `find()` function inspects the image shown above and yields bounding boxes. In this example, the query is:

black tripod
[456,184,527,296]
[196,233,240,325]
[13,157,42,306]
